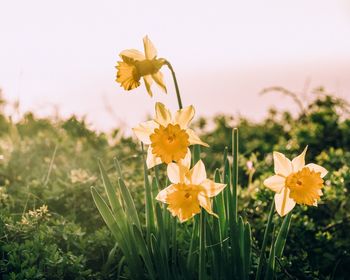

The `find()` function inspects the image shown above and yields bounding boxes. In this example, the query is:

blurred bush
[0,89,349,278]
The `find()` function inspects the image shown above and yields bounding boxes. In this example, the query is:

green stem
[255,200,275,280]
[232,128,238,223]
[163,59,183,109]
[199,210,206,280]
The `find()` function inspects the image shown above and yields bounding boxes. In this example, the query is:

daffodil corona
[156,155,226,222]
[264,147,328,216]
[116,36,166,96]
[133,102,209,169]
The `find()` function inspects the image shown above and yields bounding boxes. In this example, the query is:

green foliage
[0,90,349,278]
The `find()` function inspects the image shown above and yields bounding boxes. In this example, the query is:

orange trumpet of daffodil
[156,154,226,222]
[133,102,208,169]
[264,147,328,216]
[115,36,166,97]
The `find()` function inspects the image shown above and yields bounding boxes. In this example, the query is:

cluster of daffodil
[91,36,329,280]
[116,36,226,223]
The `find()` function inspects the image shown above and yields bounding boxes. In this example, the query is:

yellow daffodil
[115,36,166,97]
[156,155,226,222]
[264,147,328,217]
[133,102,209,169]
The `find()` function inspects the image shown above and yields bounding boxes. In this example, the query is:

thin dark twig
[275,256,296,280]
[260,86,306,115]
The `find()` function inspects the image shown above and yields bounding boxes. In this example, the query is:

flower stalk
[163,59,183,110]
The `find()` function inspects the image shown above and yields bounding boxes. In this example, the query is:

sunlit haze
[1,0,350,132]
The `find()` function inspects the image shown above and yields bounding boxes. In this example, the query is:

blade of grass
[91,187,121,240]
[132,225,156,280]
[275,212,292,259]
[187,218,199,271]
[113,157,123,179]
[98,160,125,218]
[118,178,141,230]
[256,201,275,280]
[141,143,155,241]
[264,226,276,280]
[244,222,252,279]
[231,128,238,223]
[199,209,206,280]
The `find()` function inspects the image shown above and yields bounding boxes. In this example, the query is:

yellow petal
[143,75,153,97]
[132,120,158,144]
[187,129,209,147]
[274,187,296,217]
[154,102,172,126]
[190,160,207,185]
[152,72,167,93]
[273,152,292,177]
[200,179,226,197]
[175,105,195,129]
[198,194,217,217]
[143,35,157,60]
[167,163,181,184]
[305,163,328,178]
[155,184,175,203]
[119,49,145,61]
[263,175,285,193]
[146,147,162,169]
[291,146,308,172]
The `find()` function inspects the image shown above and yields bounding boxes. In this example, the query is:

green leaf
[275,212,292,259]
[132,225,156,280]
[91,187,121,241]
[98,160,123,217]
[264,226,276,280]
[256,201,275,280]
[113,157,123,179]
[118,178,141,230]
[244,222,252,279]
[142,143,155,241]
[231,128,239,224]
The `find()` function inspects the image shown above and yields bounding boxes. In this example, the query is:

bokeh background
[1,0,350,131]
[1,1,350,279]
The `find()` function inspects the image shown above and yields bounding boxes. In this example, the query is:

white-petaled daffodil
[156,154,226,222]
[133,102,208,169]
[116,36,166,97]
[264,147,328,216]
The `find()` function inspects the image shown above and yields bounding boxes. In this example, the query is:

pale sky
[0,0,350,132]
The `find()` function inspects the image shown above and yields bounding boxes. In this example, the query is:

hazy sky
[1,0,350,131]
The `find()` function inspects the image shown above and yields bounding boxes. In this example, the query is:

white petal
[263,175,285,193]
[274,187,296,217]
[167,163,180,184]
[156,184,175,203]
[273,152,292,177]
[143,75,153,97]
[187,129,209,147]
[292,146,308,172]
[201,179,226,197]
[154,102,171,126]
[198,193,216,216]
[174,105,195,129]
[305,163,328,178]
[146,147,162,169]
[178,148,191,169]
[190,160,207,185]
[152,72,167,93]
[143,35,157,60]
[119,49,145,61]
[132,120,158,144]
